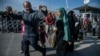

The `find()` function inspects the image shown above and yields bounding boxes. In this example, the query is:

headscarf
[56,8,71,41]
[45,12,54,25]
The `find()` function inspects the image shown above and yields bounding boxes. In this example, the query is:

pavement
[0,32,100,56]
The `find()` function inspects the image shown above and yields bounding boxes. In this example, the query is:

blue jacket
[11,10,45,36]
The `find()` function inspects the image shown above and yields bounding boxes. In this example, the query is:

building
[73,5,100,21]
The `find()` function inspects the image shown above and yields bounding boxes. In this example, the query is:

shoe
[19,50,24,54]
[98,37,100,39]
[42,48,46,56]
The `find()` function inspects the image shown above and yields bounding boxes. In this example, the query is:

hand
[68,42,73,45]
[53,26,57,32]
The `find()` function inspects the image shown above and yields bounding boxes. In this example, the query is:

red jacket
[45,17,54,25]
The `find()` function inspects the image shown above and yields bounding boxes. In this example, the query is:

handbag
[49,31,56,48]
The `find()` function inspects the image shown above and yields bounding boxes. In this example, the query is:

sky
[0,0,100,12]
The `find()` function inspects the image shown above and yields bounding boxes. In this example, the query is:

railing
[0,16,21,33]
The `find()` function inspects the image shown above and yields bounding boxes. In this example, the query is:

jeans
[22,35,44,56]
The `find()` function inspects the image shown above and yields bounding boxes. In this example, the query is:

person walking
[19,20,25,53]
[92,17,97,36]
[67,11,75,51]
[54,8,72,56]
[45,12,55,35]
[9,1,46,56]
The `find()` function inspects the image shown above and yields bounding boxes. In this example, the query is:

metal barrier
[0,16,3,31]
[0,16,21,33]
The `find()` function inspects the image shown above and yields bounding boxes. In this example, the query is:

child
[39,24,48,48]
[78,29,84,40]
[19,20,24,53]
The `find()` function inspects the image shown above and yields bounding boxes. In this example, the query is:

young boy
[19,21,24,53]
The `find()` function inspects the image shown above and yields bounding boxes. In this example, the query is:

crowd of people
[0,1,100,56]
[0,6,21,33]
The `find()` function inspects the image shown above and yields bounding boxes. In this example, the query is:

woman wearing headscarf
[54,8,72,56]
[67,11,75,51]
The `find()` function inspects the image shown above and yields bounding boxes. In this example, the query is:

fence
[0,16,21,33]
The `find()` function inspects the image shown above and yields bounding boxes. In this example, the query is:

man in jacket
[9,1,46,56]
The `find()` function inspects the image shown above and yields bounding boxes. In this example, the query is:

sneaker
[19,50,24,54]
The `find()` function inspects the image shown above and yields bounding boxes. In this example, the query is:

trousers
[22,35,44,56]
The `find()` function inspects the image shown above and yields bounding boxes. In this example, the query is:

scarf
[56,8,71,41]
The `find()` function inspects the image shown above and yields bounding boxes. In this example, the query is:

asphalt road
[0,32,100,56]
